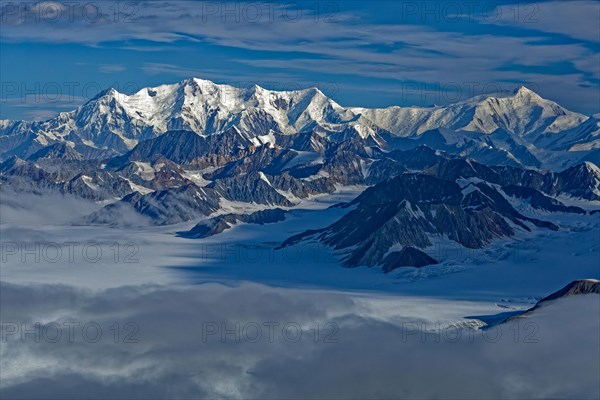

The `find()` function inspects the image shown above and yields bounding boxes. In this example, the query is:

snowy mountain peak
[0,77,596,165]
[512,85,541,100]
[91,87,122,100]
[191,77,218,87]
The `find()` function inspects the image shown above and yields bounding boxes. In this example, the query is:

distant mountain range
[1,77,599,272]
[1,78,598,168]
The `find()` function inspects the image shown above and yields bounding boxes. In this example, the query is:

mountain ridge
[0,78,596,170]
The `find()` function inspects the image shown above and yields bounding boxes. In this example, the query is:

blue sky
[1,0,599,120]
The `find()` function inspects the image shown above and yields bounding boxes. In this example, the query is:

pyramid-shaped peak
[190,77,219,86]
[513,85,542,99]
[91,87,122,101]
[304,86,325,96]
[246,83,269,95]
[187,77,221,90]
[179,77,231,94]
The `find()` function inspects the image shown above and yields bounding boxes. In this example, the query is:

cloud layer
[1,281,599,399]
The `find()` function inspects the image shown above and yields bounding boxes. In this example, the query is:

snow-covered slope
[353,86,587,137]
[535,113,600,151]
[0,79,596,168]
[0,78,363,152]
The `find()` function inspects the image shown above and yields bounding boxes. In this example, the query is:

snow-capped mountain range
[1,78,598,168]
[2,77,599,272]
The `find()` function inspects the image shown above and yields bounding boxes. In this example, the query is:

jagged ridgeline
[1,78,599,270]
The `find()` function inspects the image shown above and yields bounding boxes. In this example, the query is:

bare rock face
[381,247,438,272]
[280,169,567,268]
[538,279,600,304]
[495,280,600,325]
[179,208,287,239]
[108,128,254,169]
[207,172,295,207]
[268,173,336,199]
[501,185,586,214]
[87,184,222,225]
[27,142,84,162]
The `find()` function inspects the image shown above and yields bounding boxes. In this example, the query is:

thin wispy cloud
[1,1,598,116]
[98,64,126,74]
[483,1,600,43]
